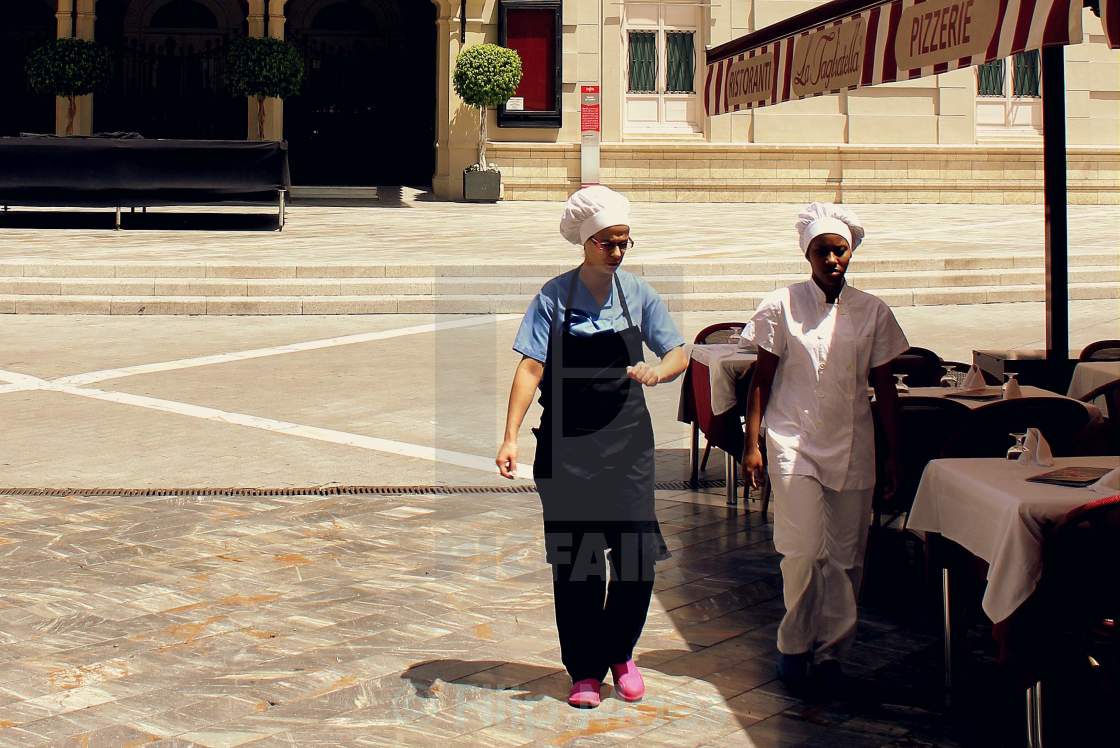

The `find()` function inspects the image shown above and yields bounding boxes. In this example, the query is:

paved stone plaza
[0,199,1117,745]
[0,197,1112,265]
[0,480,964,748]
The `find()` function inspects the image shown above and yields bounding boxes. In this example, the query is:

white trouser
[770,471,874,661]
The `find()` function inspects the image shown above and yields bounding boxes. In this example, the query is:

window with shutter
[665,31,694,94]
[628,31,657,93]
[1012,51,1040,98]
[978,59,1005,97]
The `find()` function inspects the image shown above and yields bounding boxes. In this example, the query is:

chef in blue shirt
[496,186,687,709]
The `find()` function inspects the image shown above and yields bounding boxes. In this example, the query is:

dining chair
[1019,494,1120,748]
[1079,340,1120,362]
[690,322,747,471]
[950,398,1093,459]
[694,322,747,347]
[871,396,971,527]
[1077,378,1120,455]
[686,322,750,506]
[886,346,945,387]
[1079,378,1120,419]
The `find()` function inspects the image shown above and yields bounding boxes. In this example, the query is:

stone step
[0,252,1111,280]
[0,266,1115,298]
[1,282,1116,315]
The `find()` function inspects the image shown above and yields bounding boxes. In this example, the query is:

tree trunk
[66,96,76,136]
[257,96,266,140]
[478,106,487,171]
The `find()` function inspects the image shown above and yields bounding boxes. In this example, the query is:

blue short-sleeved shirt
[513,268,685,363]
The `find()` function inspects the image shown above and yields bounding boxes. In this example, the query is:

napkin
[961,365,985,390]
[1002,377,1022,399]
[1017,427,1055,467]
[1090,466,1120,494]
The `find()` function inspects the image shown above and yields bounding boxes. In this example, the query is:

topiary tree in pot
[452,43,522,202]
[25,38,111,136]
[225,37,304,140]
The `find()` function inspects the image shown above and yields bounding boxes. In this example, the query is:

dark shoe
[776,652,812,695]
[811,658,846,697]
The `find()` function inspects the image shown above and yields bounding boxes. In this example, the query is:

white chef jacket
[744,280,909,491]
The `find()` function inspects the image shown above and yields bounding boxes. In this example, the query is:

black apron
[533,268,669,565]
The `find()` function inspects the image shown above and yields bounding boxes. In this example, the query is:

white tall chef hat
[795,202,865,254]
[560,185,632,246]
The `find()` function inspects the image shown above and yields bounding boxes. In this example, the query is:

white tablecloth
[688,344,757,416]
[908,456,1120,623]
[1067,361,1120,417]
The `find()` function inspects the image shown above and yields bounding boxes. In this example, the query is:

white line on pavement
[0,369,49,387]
[47,383,532,480]
[55,314,521,386]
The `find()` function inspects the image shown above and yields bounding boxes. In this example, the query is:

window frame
[977,51,1041,100]
[622,3,702,135]
[497,0,562,129]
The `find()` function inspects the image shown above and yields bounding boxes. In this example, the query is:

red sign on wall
[580,85,600,133]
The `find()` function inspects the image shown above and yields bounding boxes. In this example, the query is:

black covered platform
[0,136,291,230]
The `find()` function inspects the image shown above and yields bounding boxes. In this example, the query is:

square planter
[463,169,501,203]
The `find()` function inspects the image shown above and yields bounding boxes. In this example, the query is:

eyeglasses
[589,237,635,253]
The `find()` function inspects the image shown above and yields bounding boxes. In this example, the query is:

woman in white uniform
[496,186,687,709]
[742,202,907,694]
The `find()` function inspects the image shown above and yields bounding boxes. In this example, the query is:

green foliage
[453,44,522,110]
[225,37,304,100]
[25,38,110,98]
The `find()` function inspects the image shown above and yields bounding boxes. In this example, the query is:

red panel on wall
[506,8,555,111]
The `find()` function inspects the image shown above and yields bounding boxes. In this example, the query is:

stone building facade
[2,0,1118,203]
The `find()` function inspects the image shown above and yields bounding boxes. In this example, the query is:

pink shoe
[610,660,645,702]
[567,678,602,708]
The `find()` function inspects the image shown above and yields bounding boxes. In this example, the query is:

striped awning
[705,0,1086,116]
[1104,0,1120,48]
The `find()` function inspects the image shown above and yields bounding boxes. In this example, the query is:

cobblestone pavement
[0,198,1111,265]
[0,485,960,747]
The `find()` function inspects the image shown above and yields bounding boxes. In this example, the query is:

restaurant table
[908,455,1120,686]
[1067,361,1120,417]
[973,349,1078,394]
[677,344,757,505]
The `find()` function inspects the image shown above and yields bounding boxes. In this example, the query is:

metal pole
[942,567,953,691]
[1041,45,1069,369]
[724,452,738,507]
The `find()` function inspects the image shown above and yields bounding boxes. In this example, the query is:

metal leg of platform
[114,206,121,230]
[688,422,700,487]
[278,189,286,231]
[725,452,738,507]
[942,567,953,691]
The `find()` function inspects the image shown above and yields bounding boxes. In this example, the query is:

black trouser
[550,529,656,683]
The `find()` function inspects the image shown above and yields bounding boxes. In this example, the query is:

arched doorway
[285,0,436,186]
[0,0,56,136]
[93,0,246,138]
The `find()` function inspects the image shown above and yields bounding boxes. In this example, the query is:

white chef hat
[795,202,865,254]
[559,185,631,246]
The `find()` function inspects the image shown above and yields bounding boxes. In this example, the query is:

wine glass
[1006,432,1028,461]
[893,373,910,393]
[1003,371,1022,399]
[940,365,957,387]
[728,326,743,346]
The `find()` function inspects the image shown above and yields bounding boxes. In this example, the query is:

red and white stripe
[1103,0,1120,49]
[706,0,1085,117]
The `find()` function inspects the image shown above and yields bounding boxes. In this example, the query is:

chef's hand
[496,440,518,479]
[627,362,660,387]
[880,457,901,504]
[743,446,765,489]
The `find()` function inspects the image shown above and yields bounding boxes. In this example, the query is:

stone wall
[488,143,1120,204]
